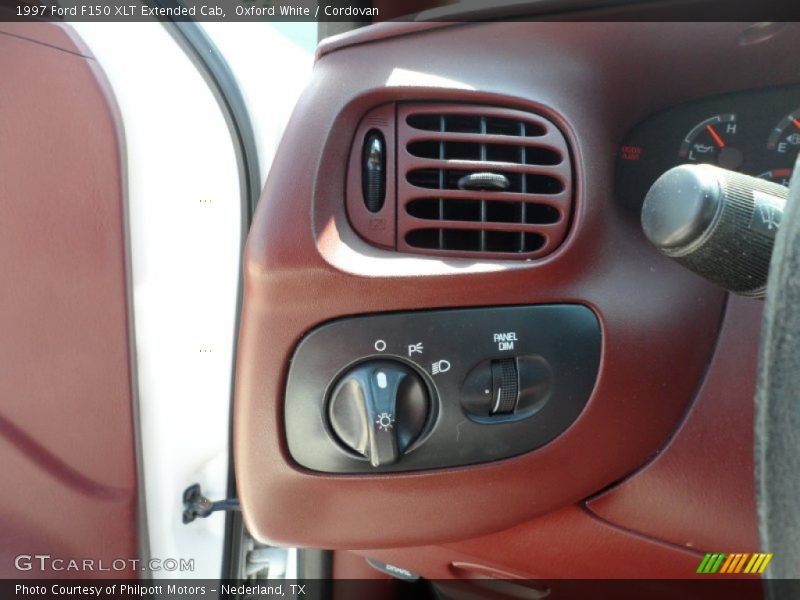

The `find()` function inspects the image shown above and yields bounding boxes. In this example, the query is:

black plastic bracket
[182,483,240,524]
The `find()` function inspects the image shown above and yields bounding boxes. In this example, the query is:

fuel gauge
[767,109,800,154]
[764,108,800,185]
[679,113,744,171]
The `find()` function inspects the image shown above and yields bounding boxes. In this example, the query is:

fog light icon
[432,360,451,375]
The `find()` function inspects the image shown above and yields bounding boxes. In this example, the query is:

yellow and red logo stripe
[696,553,773,574]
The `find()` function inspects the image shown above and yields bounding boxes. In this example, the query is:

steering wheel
[757,154,800,590]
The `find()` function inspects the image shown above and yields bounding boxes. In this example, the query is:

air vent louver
[398,103,573,259]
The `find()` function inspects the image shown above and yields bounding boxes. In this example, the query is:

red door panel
[0,24,137,578]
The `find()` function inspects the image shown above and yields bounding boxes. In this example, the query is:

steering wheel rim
[756,154,800,586]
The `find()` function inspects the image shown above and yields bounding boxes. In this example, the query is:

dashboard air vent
[397,103,573,259]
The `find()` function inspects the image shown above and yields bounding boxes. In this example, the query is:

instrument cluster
[618,86,800,210]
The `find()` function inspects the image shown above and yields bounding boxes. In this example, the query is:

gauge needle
[792,118,800,129]
[706,124,726,148]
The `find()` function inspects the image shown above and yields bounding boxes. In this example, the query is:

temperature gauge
[756,167,793,187]
[679,113,744,171]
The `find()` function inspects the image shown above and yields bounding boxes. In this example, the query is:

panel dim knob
[460,356,553,418]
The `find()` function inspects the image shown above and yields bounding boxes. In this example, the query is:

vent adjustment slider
[457,172,510,191]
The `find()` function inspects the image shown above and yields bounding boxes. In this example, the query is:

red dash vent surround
[346,103,573,259]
